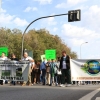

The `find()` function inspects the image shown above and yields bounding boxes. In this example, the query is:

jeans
[61,69,71,84]
[57,75,61,84]
[54,74,58,85]
[42,69,46,85]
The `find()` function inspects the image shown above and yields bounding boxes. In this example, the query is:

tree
[0,27,77,60]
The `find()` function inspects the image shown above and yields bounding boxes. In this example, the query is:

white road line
[95,97,100,100]
[79,88,100,100]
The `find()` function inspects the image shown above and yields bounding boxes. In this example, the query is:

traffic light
[68,10,75,22]
[68,9,81,22]
[74,9,81,21]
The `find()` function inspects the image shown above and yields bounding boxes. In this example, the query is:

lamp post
[80,42,88,59]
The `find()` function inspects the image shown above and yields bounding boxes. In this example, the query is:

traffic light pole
[21,13,68,59]
[21,9,81,59]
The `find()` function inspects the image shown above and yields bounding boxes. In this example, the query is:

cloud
[55,3,66,8]
[67,0,87,6]
[61,24,100,46]
[56,0,87,8]
[53,27,58,32]
[24,7,31,12]
[0,13,15,24]
[83,5,100,32]
[42,17,57,27]
[0,13,28,27]
[13,18,29,27]
[87,54,100,59]
[0,8,6,13]
[34,0,52,5]
[46,17,57,26]
[61,23,100,59]
[24,7,38,12]
[32,7,38,11]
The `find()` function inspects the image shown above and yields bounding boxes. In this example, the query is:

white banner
[70,59,100,81]
[0,60,30,82]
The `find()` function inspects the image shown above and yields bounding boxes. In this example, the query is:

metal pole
[80,42,88,59]
[21,13,68,59]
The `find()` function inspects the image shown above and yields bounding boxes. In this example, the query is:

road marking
[95,97,100,100]
[79,88,100,100]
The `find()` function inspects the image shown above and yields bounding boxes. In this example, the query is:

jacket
[59,55,70,70]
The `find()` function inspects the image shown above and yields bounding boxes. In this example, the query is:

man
[0,52,8,60]
[46,59,51,85]
[49,59,58,86]
[21,52,35,86]
[59,50,71,87]
[0,52,8,84]
[40,58,47,85]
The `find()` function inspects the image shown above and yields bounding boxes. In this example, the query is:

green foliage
[0,27,77,60]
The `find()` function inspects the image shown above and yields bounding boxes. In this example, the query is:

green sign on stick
[0,47,8,56]
[45,50,56,59]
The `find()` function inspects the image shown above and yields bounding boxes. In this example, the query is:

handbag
[57,70,62,75]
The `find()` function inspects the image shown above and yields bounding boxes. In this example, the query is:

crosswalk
[79,88,100,100]
[95,97,100,100]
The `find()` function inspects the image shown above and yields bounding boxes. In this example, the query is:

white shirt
[62,56,67,69]
[22,56,33,61]
[0,57,8,60]
[22,56,34,67]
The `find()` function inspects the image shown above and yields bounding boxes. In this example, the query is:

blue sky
[0,0,100,59]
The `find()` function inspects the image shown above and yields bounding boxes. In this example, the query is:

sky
[0,0,100,59]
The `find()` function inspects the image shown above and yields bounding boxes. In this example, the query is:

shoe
[60,84,65,87]
[21,83,26,86]
[77,83,80,86]
[28,84,32,86]
[33,82,36,84]
[49,84,52,86]
[66,84,71,87]
[55,83,58,86]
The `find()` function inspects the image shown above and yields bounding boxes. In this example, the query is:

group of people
[0,50,72,87]
[25,50,71,87]
[0,52,19,61]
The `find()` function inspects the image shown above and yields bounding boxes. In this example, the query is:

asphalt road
[0,84,100,100]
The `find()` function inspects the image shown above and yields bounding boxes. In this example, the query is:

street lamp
[80,42,88,59]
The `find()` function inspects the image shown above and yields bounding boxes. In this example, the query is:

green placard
[41,54,45,61]
[45,50,56,59]
[0,47,8,56]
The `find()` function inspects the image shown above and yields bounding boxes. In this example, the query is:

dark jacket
[59,55,70,70]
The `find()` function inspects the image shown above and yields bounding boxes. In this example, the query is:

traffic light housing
[68,9,81,22]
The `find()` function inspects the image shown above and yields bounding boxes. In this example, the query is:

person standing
[60,50,71,87]
[21,52,35,86]
[0,52,8,84]
[49,59,57,86]
[10,53,19,61]
[40,58,47,85]
[46,59,51,85]
[36,60,41,84]
[0,52,8,60]
[56,57,62,86]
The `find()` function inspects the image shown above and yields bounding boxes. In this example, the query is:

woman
[10,53,19,61]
